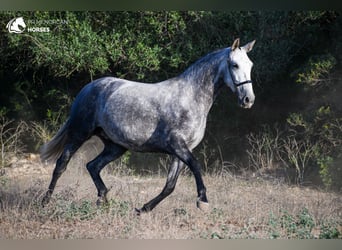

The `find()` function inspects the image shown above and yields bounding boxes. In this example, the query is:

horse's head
[7,17,26,33]
[223,38,256,109]
[16,17,26,29]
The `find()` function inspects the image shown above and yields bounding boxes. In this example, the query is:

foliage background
[0,11,341,189]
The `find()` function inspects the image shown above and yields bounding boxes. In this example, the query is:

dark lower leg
[42,144,79,206]
[192,165,208,203]
[136,158,183,214]
[86,143,126,205]
[172,144,208,206]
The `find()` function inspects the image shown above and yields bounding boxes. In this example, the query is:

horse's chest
[183,115,207,150]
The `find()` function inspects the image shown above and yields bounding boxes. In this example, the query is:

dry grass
[0,155,341,239]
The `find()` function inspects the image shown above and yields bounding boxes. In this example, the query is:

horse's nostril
[244,96,249,104]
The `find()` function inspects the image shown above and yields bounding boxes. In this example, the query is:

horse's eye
[233,63,239,68]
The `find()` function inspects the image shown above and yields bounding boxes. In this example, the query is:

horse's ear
[242,40,256,53]
[231,38,240,51]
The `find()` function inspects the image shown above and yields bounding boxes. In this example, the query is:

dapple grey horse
[41,38,256,214]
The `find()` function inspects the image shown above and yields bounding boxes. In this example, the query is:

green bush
[64,200,96,221]
[293,54,337,87]
[267,208,340,239]
[317,156,333,189]
[247,105,342,187]
[279,208,315,239]
[319,223,341,239]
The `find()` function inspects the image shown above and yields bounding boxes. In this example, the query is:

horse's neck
[181,50,226,104]
[179,65,223,114]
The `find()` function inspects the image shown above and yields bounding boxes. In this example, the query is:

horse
[6,17,26,33]
[40,38,256,214]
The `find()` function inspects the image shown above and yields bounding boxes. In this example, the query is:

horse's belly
[104,119,158,146]
[185,121,206,150]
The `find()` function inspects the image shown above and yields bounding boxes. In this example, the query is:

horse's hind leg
[42,143,81,206]
[135,157,184,214]
[86,140,126,206]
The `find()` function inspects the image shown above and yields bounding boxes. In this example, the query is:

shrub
[317,156,333,189]
[0,117,28,168]
[246,125,282,171]
[293,54,337,87]
[246,108,342,187]
[267,208,336,239]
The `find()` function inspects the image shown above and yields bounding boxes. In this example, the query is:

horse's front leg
[135,157,184,215]
[171,139,209,211]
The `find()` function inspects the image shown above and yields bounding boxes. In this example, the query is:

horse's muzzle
[239,95,255,109]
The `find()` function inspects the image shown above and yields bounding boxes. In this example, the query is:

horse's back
[66,77,123,133]
[97,79,169,149]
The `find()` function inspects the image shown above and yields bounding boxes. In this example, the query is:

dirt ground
[0,154,341,239]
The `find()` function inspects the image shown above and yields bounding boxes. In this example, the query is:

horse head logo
[6,17,26,33]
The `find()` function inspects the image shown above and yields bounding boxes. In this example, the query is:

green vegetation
[294,54,337,87]
[1,11,341,190]
[268,208,340,239]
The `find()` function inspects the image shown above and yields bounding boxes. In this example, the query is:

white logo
[6,17,26,33]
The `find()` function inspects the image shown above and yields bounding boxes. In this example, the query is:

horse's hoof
[134,206,149,216]
[196,200,210,212]
[41,194,51,207]
[41,198,49,207]
[134,208,142,216]
[96,197,108,207]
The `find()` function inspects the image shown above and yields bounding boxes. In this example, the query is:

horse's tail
[40,119,71,163]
